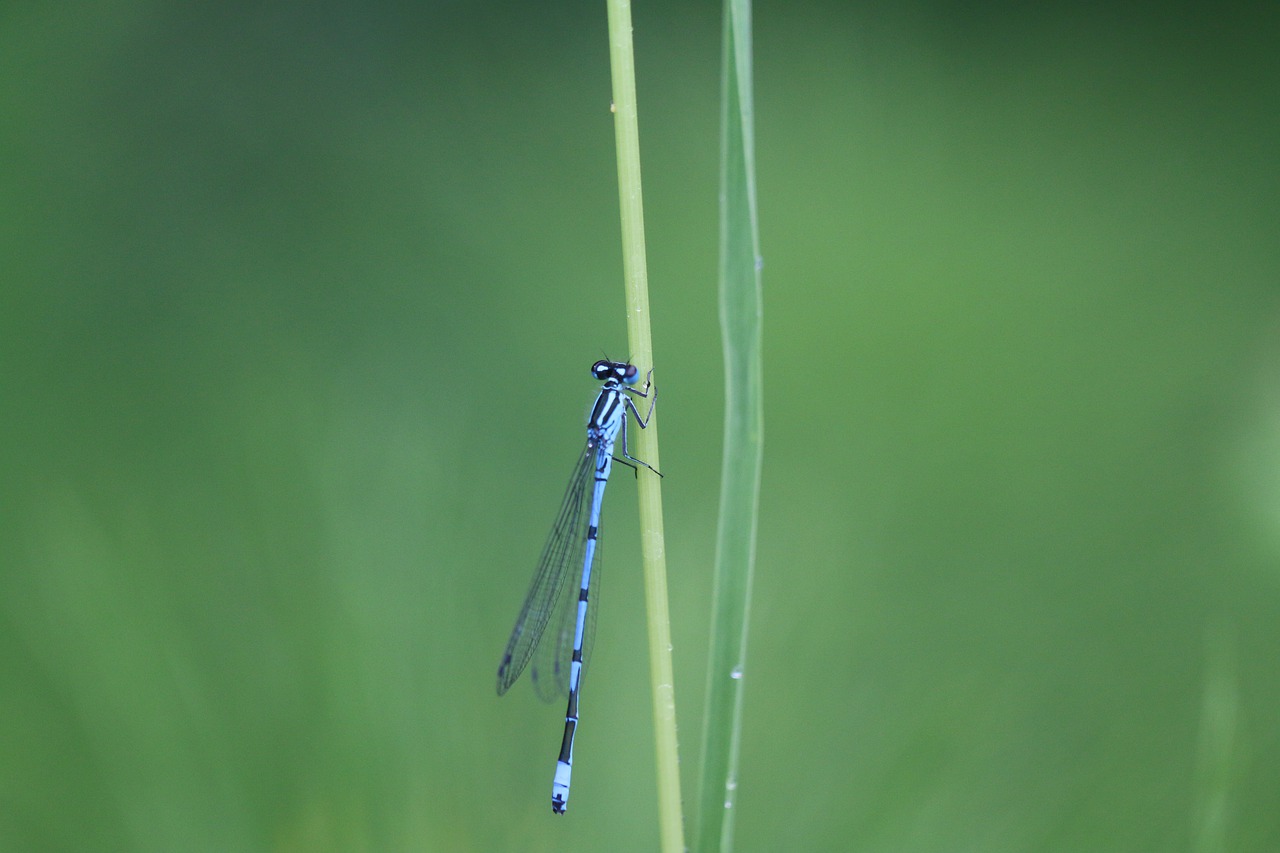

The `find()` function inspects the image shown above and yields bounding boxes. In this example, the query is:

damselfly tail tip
[552,798,567,814]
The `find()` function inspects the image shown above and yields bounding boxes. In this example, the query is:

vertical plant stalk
[696,1,763,852]
[1192,620,1239,853]
[605,1,684,850]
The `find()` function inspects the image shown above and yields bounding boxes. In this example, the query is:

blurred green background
[3,1,1278,850]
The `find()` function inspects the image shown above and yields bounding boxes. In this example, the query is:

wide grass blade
[695,1,764,851]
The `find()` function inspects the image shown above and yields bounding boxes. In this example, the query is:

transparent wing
[496,443,594,697]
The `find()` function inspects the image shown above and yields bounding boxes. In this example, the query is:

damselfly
[496,359,660,814]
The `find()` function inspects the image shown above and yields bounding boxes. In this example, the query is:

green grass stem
[604,1,684,850]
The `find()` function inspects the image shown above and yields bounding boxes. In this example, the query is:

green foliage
[695,2,764,851]
[3,2,1279,851]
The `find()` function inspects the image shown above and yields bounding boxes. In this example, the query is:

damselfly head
[591,359,637,383]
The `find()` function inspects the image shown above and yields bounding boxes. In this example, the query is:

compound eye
[591,360,612,379]
[623,364,640,384]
